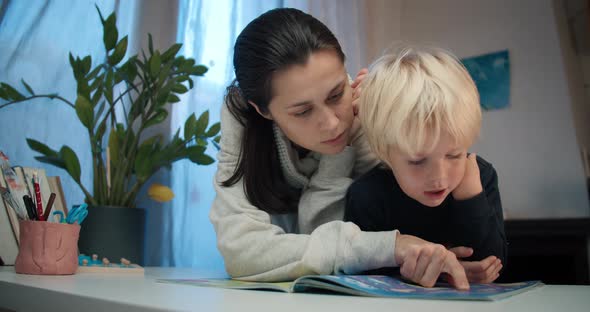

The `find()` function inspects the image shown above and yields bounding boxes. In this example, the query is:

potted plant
[0,7,220,264]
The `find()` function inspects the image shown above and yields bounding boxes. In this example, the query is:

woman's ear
[248,101,273,120]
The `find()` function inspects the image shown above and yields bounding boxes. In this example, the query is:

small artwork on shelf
[461,50,510,110]
[77,253,144,274]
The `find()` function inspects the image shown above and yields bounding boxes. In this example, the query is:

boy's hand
[452,153,483,200]
[448,246,503,283]
[351,68,368,115]
[395,234,470,290]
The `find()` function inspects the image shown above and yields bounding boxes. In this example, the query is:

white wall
[364,0,589,219]
[559,0,590,154]
[363,0,403,71]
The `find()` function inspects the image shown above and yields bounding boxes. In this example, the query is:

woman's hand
[394,234,470,290]
[351,68,368,115]
[448,247,503,283]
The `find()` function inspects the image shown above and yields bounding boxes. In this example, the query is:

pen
[33,171,44,221]
[42,193,56,222]
[29,195,38,220]
[23,195,36,220]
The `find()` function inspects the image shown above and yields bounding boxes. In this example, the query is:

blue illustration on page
[306,275,538,300]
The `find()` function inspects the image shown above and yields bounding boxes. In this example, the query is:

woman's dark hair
[221,8,345,214]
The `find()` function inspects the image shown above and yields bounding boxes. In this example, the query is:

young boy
[345,45,507,284]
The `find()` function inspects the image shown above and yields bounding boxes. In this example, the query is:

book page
[12,166,32,198]
[293,275,543,301]
[0,188,19,264]
[157,275,542,301]
[157,278,294,293]
[0,170,20,243]
[1,162,29,217]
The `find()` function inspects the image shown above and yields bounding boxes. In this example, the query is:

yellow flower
[148,183,175,202]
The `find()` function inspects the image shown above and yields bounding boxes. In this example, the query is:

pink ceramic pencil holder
[15,220,80,275]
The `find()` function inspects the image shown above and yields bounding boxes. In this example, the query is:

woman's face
[260,49,354,155]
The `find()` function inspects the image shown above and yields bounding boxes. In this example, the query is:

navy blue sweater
[344,156,507,270]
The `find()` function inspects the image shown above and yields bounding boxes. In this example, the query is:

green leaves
[180,111,219,164]
[21,79,35,95]
[119,56,137,82]
[171,83,188,94]
[189,65,208,76]
[184,114,197,140]
[69,53,91,81]
[182,111,219,140]
[148,33,154,55]
[149,51,161,77]
[26,139,58,157]
[205,122,220,137]
[134,142,153,182]
[195,111,209,135]
[95,118,107,141]
[1,7,220,207]
[167,94,180,103]
[108,36,128,65]
[26,139,81,183]
[75,95,94,129]
[0,83,25,101]
[61,146,82,183]
[187,145,214,165]
[144,109,168,129]
[161,43,182,62]
[108,130,120,166]
[102,12,118,51]
[81,56,92,75]
[192,154,215,165]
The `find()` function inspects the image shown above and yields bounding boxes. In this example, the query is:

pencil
[32,171,44,221]
[42,193,56,221]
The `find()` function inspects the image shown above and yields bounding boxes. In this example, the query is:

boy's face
[387,132,469,207]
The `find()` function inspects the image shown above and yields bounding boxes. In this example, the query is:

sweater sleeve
[448,157,507,265]
[209,105,397,282]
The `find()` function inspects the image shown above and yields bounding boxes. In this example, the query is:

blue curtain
[0,0,135,212]
[152,0,284,269]
[0,0,294,270]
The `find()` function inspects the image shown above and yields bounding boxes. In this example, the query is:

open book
[158,275,542,301]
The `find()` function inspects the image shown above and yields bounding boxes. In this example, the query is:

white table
[1,267,589,312]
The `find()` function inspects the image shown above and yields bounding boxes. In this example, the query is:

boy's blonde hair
[359,45,481,161]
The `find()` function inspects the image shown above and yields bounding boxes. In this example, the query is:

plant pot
[77,205,146,265]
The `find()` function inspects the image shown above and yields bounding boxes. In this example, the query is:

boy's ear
[248,101,273,120]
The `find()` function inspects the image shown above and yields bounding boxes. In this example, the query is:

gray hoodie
[209,104,399,282]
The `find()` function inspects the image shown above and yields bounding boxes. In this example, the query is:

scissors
[53,203,88,224]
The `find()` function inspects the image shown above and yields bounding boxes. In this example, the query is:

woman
[210,8,469,289]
